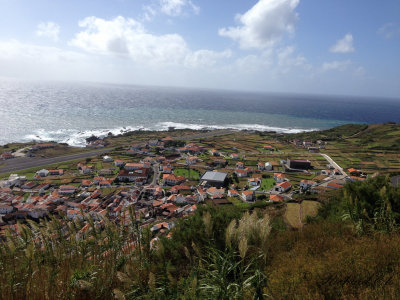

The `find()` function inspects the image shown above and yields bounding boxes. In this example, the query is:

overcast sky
[0,0,399,97]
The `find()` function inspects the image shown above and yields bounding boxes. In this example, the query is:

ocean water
[0,79,399,147]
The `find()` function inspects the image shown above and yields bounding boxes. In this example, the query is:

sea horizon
[1,78,399,147]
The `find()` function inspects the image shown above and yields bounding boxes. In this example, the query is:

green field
[260,177,275,190]
[174,168,201,180]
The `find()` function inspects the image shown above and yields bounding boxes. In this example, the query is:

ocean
[0,78,399,147]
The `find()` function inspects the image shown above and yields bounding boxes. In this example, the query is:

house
[228,189,239,197]
[162,174,186,186]
[206,187,225,199]
[93,177,106,184]
[49,169,64,176]
[257,162,265,171]
[59,185,77,195]
[99,180,112,188]
[186,156,199,165]
[22,182,38,190]
[241,191,255,202]
[118,168,149,183]
[327,182,343,190]
[210,149,219,156]
[81,180,93,187]
[275,181,292,193]
[270,194,284,202]
[263,145,274,151]
[114,160,125,167]
[162,166,173,174]
[348,176,366,182]
[36,169,49,177]
[170,184,191,194]
[231,153,239,159]
[300,180,316,190]
[125,163,146,171]
[264,162,273,171]
[348,168,362,176]
[235,169,248,178]
[99,168,114,176]
[103,156,113,162]
[273,173,286,183]
[236,162,245,169]
[79,165,93,174]
[248,177,261,187]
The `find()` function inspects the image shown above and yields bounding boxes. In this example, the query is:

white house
[186,156,199,165]
[36,169,49,177]
[273,173,286,183]
[206,187,225,199]
[235,169,248,177]
[275,181,292,193]
[264,162,273,171]
[103,156,113,162]
[248,178,261,187]
[236,162,245,169]
[241,191,255,202]
[228,189,239,197]
[300,180,316,190]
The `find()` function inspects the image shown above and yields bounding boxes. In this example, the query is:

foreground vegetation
[1,176,400,299]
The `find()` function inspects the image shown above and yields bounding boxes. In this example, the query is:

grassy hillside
[1,177,400,299]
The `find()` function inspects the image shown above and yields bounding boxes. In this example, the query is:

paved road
[151,163,160,186]
[320,153,347,176]
[0,149,111,175]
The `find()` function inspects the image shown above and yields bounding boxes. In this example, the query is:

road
[151,163,160,186]
[0,148,111,175]
[320,153,347,176]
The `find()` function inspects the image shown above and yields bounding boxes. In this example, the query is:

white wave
[22,122,318,147]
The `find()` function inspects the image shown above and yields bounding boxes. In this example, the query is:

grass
[260,177,275,190]
[228,196,251,209]
[284,201,321,228]
[284,203,302,228]
[301,200,321,221]
[174,168,200,180]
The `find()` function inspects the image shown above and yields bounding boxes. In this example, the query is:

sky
[0,0,399,98]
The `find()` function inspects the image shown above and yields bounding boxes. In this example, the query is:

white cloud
[378,23,400,39]
[0,40,83,62]
[70,16,229,68]
[36,22,60,42]
[219,0,299,49]
[330,33,354,53]
[322,60,352,71]
[160,0,199,17]
[184,49,232,68]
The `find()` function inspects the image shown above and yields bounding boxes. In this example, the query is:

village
[0,127,382,241]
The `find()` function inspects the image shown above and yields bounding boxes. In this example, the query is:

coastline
[10,123,321,148]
